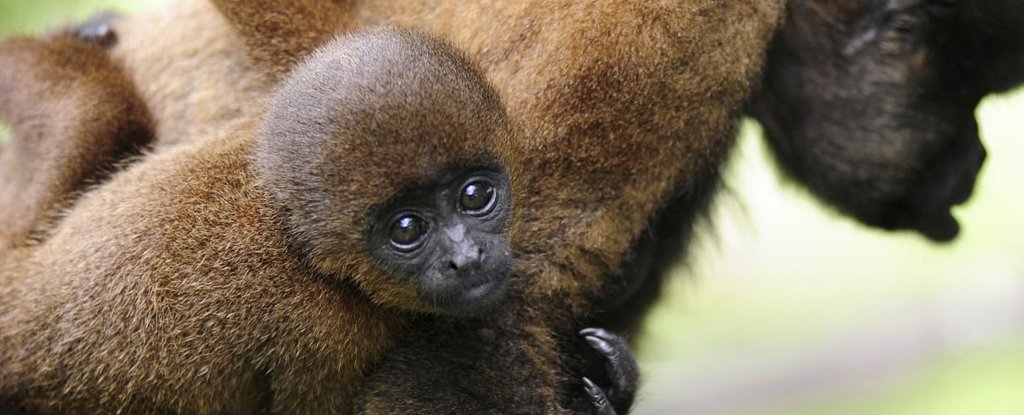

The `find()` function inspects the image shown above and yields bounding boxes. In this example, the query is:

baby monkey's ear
[0,31,153,250]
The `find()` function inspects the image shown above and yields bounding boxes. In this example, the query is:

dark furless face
[748,0,1014,242]
[367,166,512,316]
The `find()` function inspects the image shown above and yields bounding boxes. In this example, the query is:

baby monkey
[256,26,516,316]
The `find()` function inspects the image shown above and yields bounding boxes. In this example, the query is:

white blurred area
[635,91,1024,415]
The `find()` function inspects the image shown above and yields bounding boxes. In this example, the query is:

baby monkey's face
[256,27,519,316]
[367,166,512,316]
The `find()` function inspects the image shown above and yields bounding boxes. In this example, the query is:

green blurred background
[1,2,1021,414]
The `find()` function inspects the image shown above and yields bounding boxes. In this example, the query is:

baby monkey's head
[257,27,517,316]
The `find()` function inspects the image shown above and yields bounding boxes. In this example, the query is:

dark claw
[579,327,639,415]
[583,377,616,415]
[583,331,618,358]
[71,11,121,47]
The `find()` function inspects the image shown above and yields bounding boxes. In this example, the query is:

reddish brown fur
[211,0,350,79]
[0,35,153,253]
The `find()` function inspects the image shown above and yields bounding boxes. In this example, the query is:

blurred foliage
[2,2,1022,414]
[0,0,159,34]
[786,339,1024,415]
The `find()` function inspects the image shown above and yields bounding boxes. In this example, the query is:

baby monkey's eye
[459,180,496,214]
[389,214,428,251]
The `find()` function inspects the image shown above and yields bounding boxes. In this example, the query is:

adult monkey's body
[111,0,783,328]
[106,0,1020,332]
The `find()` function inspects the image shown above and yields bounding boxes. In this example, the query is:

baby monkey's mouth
[426,268,510,316]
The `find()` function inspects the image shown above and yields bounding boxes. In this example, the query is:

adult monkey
[113,0,1022,329]
[14,0,1015,409]
[107,0,783,321]
[98,0,1022,318]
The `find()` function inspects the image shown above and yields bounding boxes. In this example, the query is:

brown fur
[2,130,402,413]
[211,0,349,79]
[109,0,270,148]
[0,27,519,413]
[0,34,153,253]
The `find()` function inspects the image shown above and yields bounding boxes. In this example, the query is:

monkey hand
[67,11,121,47]
[579,328,638,415]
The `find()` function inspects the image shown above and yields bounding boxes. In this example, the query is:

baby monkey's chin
[425,273,511,316]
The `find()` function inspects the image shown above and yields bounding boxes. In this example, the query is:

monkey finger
[581,329,619,358]
[580,328,639,413]
[69,11,122,47]
[582,377,617,415]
